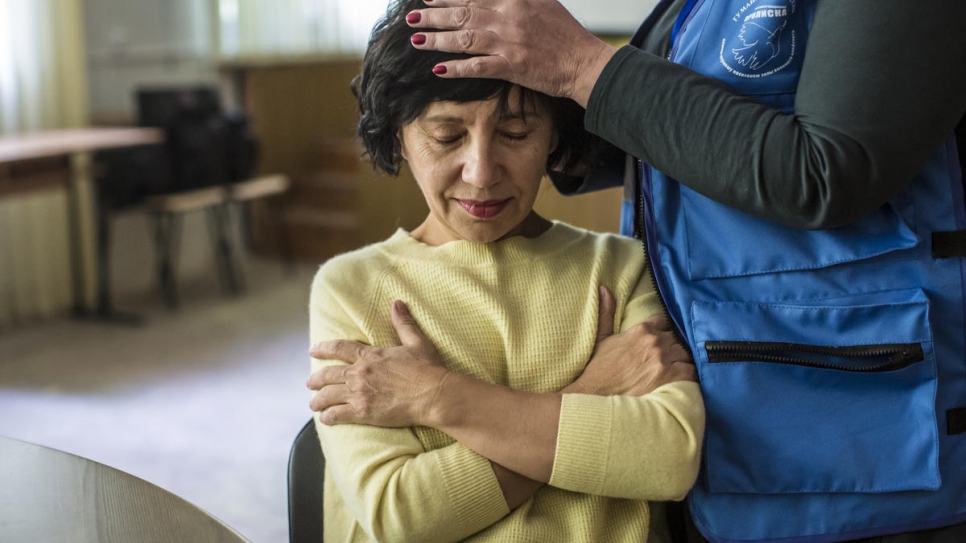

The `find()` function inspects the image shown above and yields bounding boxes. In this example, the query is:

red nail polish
[411,33,426,45]
[406,12,421,24]
[433,65,447,75]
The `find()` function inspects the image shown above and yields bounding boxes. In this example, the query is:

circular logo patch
[719,0,800,78]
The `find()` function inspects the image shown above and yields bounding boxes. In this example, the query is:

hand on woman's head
[355,0,595,178]
[405,0,617,107]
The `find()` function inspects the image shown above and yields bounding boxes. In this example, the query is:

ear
[397,129,409,161]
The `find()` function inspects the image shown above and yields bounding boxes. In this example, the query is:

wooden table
[0,436,250,543]
[0,128,162,164]
[0,127,163,323]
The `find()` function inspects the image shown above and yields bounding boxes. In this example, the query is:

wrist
[420,368,462,428]
[570,40,617,108]
[561,380,588,395]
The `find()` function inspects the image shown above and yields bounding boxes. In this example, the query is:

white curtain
[0,0,91,329]
[217,0,389,58]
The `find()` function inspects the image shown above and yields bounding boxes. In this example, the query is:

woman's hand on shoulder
[307,300,451,428]
[566,286,696,396]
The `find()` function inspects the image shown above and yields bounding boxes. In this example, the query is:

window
[217,0,388,58]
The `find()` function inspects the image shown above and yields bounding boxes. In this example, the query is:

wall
[83,0,217,123]
[559,0,659,34]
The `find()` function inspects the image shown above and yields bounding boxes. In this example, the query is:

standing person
[305,1,703,541]
[401,1,966,542]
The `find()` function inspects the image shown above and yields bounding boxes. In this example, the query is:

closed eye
[432,136,461,145]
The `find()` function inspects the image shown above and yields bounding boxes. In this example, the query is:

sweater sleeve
[550,383,704,500]
[550,251,705,500]
[309,267,509,542]
[585,0,966,229]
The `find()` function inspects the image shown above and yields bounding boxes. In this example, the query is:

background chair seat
[229,173,289,201]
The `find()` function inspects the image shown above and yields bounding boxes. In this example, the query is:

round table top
[0,435,250,543]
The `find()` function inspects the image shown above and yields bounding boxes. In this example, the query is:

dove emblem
[732,20,786,70]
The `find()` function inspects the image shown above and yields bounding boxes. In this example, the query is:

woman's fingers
[317,404,357,426]
[411,27,482,55]
[305,364,346,391]
[309,339,367,362]
[407,2,499,31]
[595,286,617,343]
[390,300,437,356]
[309,383,350,412]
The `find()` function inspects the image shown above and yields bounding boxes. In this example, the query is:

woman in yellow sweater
[306,1,704,541]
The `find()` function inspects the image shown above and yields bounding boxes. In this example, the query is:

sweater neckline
[381,221,582,266]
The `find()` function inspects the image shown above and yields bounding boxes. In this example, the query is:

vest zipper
[705,341,925,372]
[636,158,692,358]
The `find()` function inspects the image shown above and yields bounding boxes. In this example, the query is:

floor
[0,257,318,543]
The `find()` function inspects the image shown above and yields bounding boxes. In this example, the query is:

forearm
[317,417,510,542]
[586,0,966,229]
[426,371,562,483]
[490,462,544,509]
[551,382,705,500]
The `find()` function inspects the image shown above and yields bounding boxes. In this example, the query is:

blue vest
[625,1,966,541]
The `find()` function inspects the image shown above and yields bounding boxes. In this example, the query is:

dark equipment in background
[92,85,290,315]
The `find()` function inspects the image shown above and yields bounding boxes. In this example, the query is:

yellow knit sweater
[309,222,705,543]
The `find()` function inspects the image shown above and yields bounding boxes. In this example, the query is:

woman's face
[400,91,557,246]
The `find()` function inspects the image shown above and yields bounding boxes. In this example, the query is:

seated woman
[306,1,704,541]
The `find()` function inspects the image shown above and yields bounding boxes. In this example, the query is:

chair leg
[95,204,115,316]
[270,197,297,275]
[206,204,244,295]
[151,212,181,310]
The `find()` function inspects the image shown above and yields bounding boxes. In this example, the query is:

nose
[460,138,500,189]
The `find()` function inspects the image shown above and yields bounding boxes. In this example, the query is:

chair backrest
[135,86,261,192]
[288,419,325,543]
[93,144,171,211]
[136,86,221,129]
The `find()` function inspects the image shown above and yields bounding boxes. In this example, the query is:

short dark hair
[353,0,593,176]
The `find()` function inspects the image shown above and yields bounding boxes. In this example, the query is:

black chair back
[93,144,170,211]
[288,420,325,543]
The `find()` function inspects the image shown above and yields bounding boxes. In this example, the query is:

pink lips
[457,199,510,219]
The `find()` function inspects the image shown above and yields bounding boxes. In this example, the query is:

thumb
[595,285,616,343]
[390,300,430,349]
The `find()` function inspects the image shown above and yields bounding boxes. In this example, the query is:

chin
[460,226,512,244]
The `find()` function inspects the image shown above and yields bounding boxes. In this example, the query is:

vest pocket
[691,295,939,494]
[680,186,919,280]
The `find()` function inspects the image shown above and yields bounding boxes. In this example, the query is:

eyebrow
[422,113,531,124]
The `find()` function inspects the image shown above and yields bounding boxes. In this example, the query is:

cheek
[413,163,456,202]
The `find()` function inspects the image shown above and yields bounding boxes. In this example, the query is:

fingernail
[411,33,426,45]
[433,64,447,75]
[394,300,409,315]
[406,11,421,24]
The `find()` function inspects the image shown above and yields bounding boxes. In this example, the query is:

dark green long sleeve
[583,1,966,229]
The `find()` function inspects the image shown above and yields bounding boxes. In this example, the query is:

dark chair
[91,143,171,321]
[135,86,291,307]
[220,111,294,274]
[288,419,326,543]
